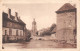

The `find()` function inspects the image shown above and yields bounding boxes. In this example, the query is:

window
[9,28,12,35]
[5,30,7,35]
[16,30,18,36]
[20,31,22,36]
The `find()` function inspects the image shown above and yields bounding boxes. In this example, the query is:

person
[2,46,4,49]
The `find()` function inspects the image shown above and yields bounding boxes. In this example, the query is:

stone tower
[32,18,37,36]
[56,3,77,44]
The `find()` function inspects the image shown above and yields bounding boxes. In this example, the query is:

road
[3,39,58,49]
[3,38,76,49]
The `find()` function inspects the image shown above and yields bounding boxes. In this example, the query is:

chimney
[8,8,11,18]
[15,12,18,21]
[18,16,20,19]
[73,4,76,8]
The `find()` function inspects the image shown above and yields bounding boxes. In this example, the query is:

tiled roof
[2,12,26,25]
[17,17,26,25]
[56,3,76,12]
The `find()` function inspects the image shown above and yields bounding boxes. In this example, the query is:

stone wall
[56,11,76,44]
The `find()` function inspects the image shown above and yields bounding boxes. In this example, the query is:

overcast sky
[2,0,77,30]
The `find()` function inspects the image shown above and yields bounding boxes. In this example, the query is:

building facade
[24,27,31,41]
[2,8,26,43]
[31,18,37,36]
[56,3,77,44]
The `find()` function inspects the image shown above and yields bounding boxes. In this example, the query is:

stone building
[24,27,31,41]
[56,3,77,44]
[2,8,26,43]
[31,18,37,36]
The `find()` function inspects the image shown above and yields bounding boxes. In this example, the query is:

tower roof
[32,18,36,25]
[56,3,76,13]
[2,12,26,25]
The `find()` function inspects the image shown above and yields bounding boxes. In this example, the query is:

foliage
[40,23,56,36]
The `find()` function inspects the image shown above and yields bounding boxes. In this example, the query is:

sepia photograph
[1,0,78,50]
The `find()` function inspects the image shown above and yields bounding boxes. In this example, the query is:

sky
[2,0,77,30]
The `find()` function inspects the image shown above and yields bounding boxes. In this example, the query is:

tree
[50,24,56,32]
[40,23,56,36]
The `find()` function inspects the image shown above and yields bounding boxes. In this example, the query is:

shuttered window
[5,30,7,35]
[16,30,18,36]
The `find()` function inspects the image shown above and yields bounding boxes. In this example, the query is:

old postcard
[0,0,80,51]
